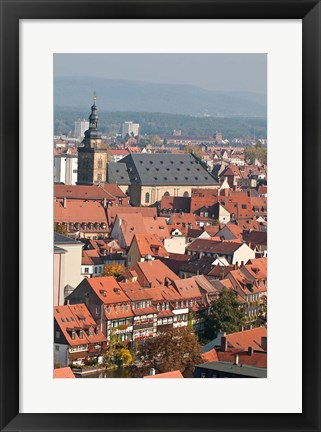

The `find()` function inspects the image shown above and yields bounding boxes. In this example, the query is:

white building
[121,121,140,139]
[54,153,78,185]
[74,119,89,140]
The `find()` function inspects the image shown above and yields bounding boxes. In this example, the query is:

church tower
[77,94,109,185]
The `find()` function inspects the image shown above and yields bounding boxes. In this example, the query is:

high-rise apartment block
[121,121,140,139]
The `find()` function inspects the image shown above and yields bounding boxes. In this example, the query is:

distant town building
[54,152,78,185]
[215,131,223,144]
[121,121,140,139]
[172,129,182,136]
[77,95,110,185]
[74,119,89,140]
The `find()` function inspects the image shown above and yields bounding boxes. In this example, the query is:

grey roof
[195,361,267,378]
[54,245,67,254]
[117,153,219,186]
[54,232,82,245]
[107,162,130,185]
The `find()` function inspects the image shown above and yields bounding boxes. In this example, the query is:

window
[94,267,98,274]
[183,191,189,197]
[97,173,102,181]
[98,159,103,168]
[242,204,247,209]
[55,331,60,339]
[72,331,76,340]
[145,192,150,204]
[164,191,170,197]
[55,345,60,351]
[84,267,89,274]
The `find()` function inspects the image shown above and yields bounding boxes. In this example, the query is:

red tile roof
[54,304,107,346]
[186,239,242,254]
[85,277,130,304]
[226,326,267,351]
[107,207,157,226]
[54,200,108,225]
[54,184,128,200]
[131,234,169,259]
[144,370,183,378]
[54,367,75,378]
[129,259,179,289]
[173,277,202,299]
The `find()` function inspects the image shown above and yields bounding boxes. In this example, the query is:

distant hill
[54,76,267,118]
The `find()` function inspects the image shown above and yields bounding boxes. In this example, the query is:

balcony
[133,322,155,330]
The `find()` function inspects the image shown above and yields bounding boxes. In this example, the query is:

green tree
[139,327,201,374]
[148,135,162,146]
[204,288,245,340]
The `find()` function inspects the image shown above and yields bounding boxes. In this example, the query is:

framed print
[0,0,320,431]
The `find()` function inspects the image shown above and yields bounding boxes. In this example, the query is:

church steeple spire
[83,93,102,144]
[88,91,99,130]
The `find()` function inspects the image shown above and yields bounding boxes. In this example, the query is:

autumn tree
[103,264,125,278]
[204,288,245,340]
[54,222,68,236]
[244,141,267,164]
[103,328,133,368]
[183,144,203,158]
[139,327,201,374]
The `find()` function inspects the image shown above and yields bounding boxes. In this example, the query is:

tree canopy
[139,327,201,374]
[103,264,125,278]
[204,288,245,340]
[244,141,267,164]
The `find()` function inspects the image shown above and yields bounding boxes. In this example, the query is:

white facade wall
[54,155,78,185]
[164,237,186,254]
[232,243,256,265]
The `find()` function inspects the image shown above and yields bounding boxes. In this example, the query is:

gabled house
[186,238,255,265]
[119,278,158,343]
[65,277,133,344]
[227,269,267,325]
[54,304,107,367]
[128,234,169,267]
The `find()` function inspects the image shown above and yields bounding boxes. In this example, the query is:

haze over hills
[54,76,267,118]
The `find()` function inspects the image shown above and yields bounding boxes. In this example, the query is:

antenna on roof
[93,91,97,105]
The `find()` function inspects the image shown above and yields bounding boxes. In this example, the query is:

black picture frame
[0,1,320,431]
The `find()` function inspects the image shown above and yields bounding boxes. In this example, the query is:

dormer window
[79,330,84,339]
[71,331,76,340]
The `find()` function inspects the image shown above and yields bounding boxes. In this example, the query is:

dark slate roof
[118,153,219,186]
[195,361,267,378]
[179,256,215,275]
[107,162,130,185]
[242,230,267,245]
[54,232,82,245]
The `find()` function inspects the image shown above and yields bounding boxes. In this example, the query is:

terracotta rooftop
[144,370,184,378]
[54,367,75,378]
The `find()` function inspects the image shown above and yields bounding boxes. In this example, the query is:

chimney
[248,346,254,356]
[261,336,267,352]
[63,197,67,208]
[234,354,239,365]
[149,368,156,376]
[221,336,227,352]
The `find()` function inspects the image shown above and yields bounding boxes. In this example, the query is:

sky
[54,53,267,95]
